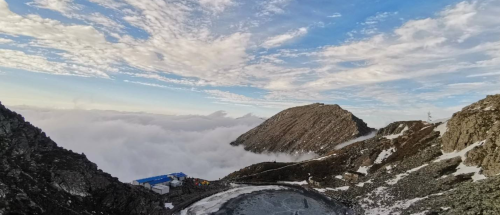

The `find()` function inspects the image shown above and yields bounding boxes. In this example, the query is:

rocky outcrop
[443,95,500,176]
[225,96,500,214]
[230,103,374,155]
[0,102,168,215]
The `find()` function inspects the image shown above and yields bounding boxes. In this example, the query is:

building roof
[148,177,172,186]
[135,175,169,184]
[170,172,187,178]
[135,172,186,184]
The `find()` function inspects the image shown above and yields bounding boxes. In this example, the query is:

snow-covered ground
[386,164,429,185]
[314,186,350,193]
[434,140,485,162]
[278,180,308,185]
[433,120,448,137]
[180,185,286,215]
[360,186,445,215]
[164,203,173,209]
[375,147,396,164]
[432,140,488,181]
[357,165,371,175]
[383,125,408,140]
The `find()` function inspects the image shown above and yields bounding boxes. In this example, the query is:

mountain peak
[230,103,374,155]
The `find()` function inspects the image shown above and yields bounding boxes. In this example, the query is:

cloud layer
[12,106,315,182]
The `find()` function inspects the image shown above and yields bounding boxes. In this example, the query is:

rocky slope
[0,102,168,215]
[225,95,500,214]
[230,103,374,155]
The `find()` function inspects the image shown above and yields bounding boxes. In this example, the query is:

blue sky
[1,0,500,127]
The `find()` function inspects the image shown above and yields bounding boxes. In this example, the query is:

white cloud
[306,1,500,90]
[417,81,500,101]
[198,0,235,14]
[30,0,124,32]
[123,80,192,91]
[0,49,109,78]
[327,13,342,18]
[1,0,253,86]
[11,106,315,182]
[256,0,292,16]
[204,89,308,108]
[30,0,80,14]
[262,27,308,48]
[0,37,12,44]
[87,0,127,10]
[131,73,215,86]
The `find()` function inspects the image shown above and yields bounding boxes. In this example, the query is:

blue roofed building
[169,172,187,181]
[144,177,172,189]
[132,172,188,193]
[132,175,169,185]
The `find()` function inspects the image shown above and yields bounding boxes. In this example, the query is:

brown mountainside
[230,103,374,155]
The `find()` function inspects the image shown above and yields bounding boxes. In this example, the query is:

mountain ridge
[230,103,375,155]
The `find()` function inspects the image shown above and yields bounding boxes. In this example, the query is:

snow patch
[383,126,408,140]
[375,147,396,164]
[356,179,373,187]
[314,186,349,192]
[335,175,343,180]
[164,203,173,209]
[386,164,429,185]
[278,180,308,185]
[434,121,448,137]
[357,165,371,175]
[333,186,350,191]
[314,188,328,192]
[361,188,444,215]
[434,141,488,181]
[454,163,487,182]
[434,140,485,162]
[181,185,286,215]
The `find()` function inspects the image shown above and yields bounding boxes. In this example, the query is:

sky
[1,0,500,128]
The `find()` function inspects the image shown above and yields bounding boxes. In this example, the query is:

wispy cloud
[261,27,308,48]
[0,37,12,44]
[327,12,342,18]
[308,1,500,91]
[256,0,292,16]
[198,0,235,14]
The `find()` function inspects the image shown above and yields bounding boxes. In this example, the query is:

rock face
[230,103,374,155]
[225,95,500,214]
[0,102,168,215]
[443,95,500,176]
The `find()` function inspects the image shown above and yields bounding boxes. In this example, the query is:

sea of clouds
[11,106,316,182]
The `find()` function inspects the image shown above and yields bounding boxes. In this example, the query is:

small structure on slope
[132,172,187,195]
[152,185,170,195]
